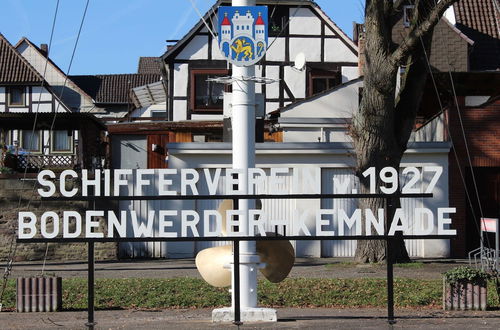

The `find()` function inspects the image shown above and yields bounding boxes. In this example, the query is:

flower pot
[443,278,487,310]
[16,277,62,312]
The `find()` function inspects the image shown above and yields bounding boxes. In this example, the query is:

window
[8,87,25,106]
[190,69,228,113]
[308,69,341,96]
[268,5,289,36]
[21,130,41,152]
[51,130,72,152]
[403,5,415,28]
[151,110,167,119]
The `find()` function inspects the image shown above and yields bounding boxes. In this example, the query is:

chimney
[353,23,366,76]
[40,44,49,57]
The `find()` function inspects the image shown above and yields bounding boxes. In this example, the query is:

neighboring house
[15,37,98,113]
[109,0,359,175]
[71,73,160,118]
[145,0,499,259]
[0,33,106,172]
[454,0,500,71]
[160,0,358,125]
[137,57,163,74]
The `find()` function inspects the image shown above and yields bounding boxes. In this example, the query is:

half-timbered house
[0,34,106,172]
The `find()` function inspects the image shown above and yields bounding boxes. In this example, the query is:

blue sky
[0,0,365,75]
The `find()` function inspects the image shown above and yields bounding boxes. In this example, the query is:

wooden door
[147,134,169,168]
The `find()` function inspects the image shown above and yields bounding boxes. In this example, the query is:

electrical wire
[407,0,493,261]
[40,0,91,276]
[0,0,61,310]
[189,0,218,40]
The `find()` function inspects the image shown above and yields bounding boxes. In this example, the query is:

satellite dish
[293,52,306,71]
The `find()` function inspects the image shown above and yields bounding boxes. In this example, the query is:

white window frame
[8,86,26,107]
[20,130,42,153]
[403,5,415,28]
[50,130,74,154]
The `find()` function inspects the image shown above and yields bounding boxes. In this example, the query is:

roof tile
[137,57,162,74]
[454,0,500,70]
[0,34,43,84]
[70,74,161,104]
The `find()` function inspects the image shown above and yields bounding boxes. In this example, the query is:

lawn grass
[0,278,498,310]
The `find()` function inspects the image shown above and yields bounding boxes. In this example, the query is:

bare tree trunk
[351,0,458,263]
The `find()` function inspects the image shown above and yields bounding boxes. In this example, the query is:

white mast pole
[214,0,276,322]
[231,0,258,309]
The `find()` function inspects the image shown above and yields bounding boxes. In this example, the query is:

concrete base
[212,307,277,323]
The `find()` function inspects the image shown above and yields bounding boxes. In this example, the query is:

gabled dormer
[160,0,359,122]
[15,37,98,113]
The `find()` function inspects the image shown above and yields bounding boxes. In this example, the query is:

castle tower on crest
[232,10,254,38]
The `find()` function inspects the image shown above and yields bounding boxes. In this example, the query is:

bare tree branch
[393,0,406,12]
[390,0,459,64]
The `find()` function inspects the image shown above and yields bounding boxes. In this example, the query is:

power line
[0,0,61,311]
[189,0,218,40]
[408,0,492,259]
[41,0,91,276]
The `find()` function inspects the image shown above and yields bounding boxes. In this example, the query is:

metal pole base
[212,307,277,323]
[85,322,96,329]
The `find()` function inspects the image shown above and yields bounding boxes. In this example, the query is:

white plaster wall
[465,96,490,107]
[174,64,188,97]
[191,114,224,121]
[36,103,53,113]
[284,128,322,142]
[176,36,209,60]
[266,101,280,114]
[289,8,321,35]
[325,27,335,36]
[211,40,226,60]
[8,107,29,113]
[255,65,263,93]
[17,43,65,85]
[341,66,360,83]
[265,38,286,62]
[282,80,362,118]
[0,105,4,112]
[327,130,351,143]
[325,39,358,62]
[266,66,280,99]
[284,128,351,143]
[284,67,306,99]
[0,88,5,102]
[289,38,321,62]
[173,100,187,121]
[31,86,52,102]
[42,130,50,155]
[130,102,167,118]
[17,42,94,111]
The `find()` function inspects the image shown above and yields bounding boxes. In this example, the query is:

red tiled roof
[255,12,265,25]
[455,0,499,39]
[0,33,43,84]
[221,12,231,25]
[137,57,162,74]
[70,74,161,104]
[454,0,500,70]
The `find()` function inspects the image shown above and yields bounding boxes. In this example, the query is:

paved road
[10,258,465,279]
[1,308,499,329]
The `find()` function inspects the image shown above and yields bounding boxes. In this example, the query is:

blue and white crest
[218,6,268,67]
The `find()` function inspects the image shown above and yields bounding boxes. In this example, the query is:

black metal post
[86,242,95,329]
[386,237,395,324]
[233,239,242,325]
[385,197,395,324]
